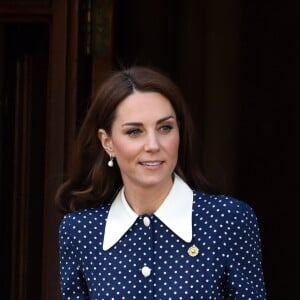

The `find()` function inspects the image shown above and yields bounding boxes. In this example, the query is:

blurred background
[0,0,298,299]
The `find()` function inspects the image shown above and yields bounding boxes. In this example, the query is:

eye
[159,125,173,134]
[126,128,142,137]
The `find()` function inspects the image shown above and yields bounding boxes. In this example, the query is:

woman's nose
[144,132,160,152]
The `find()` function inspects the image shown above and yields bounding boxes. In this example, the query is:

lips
[139,161,163,166]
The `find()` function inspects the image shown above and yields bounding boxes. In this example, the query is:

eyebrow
[121,115,176,127]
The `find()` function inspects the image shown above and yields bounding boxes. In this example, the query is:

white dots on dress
[58,193,266,299]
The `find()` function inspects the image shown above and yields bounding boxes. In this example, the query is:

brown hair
[55,66,213,213]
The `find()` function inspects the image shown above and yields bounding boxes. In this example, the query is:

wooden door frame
[41,0,67,298]
[42,0,81,299]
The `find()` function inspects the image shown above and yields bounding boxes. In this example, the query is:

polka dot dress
[59,192,266,299]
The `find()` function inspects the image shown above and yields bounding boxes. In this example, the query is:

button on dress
[59,176,266,299]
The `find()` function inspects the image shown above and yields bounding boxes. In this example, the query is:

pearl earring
[107,155,114,167]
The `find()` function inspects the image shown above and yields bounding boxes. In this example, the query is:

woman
[56,66,266,299]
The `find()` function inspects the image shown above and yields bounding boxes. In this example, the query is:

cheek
[164,134,180,155]
[112,137,139,160]
[171,139,180,156]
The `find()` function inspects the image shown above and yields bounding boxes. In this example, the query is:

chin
[136,173,172,188]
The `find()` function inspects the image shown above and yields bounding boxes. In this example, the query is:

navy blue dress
[59,176,266,299]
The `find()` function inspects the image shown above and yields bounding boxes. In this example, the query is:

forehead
[114,91,176,122]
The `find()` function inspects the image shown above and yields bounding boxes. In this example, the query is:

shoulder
[192,190,258,222]
[59,204,110,237]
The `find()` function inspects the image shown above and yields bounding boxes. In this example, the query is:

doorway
[0,23,48,300]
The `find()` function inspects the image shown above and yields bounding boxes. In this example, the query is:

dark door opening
[0,23,48,300]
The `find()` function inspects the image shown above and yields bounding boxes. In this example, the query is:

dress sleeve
[226,203,267,299]
[58,215,90,300]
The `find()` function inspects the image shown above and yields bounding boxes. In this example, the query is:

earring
[107,155,114,167]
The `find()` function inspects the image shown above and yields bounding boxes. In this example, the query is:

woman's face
[99,91,180,191]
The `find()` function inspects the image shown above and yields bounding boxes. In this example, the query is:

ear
[98,129,114,156]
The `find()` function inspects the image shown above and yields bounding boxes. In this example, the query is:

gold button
[188,244,199,257]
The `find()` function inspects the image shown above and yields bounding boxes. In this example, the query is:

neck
[123,178,173,215]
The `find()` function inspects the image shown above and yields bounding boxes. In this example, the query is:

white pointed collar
[102,174,193,251]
